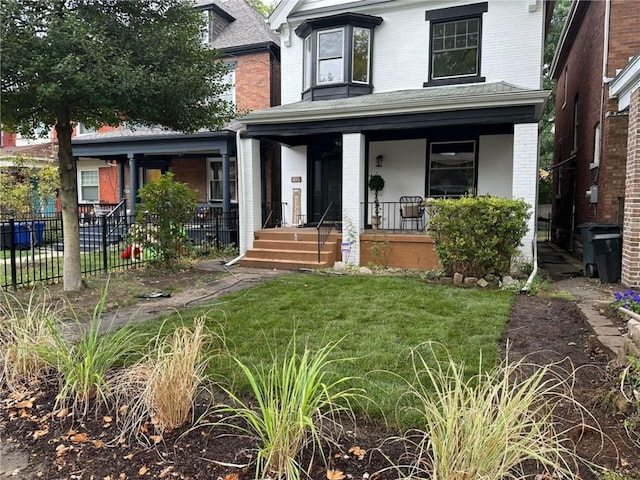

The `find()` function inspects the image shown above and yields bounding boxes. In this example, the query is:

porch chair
[399,196,425,230]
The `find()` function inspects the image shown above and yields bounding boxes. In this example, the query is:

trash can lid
[592,233,622,240]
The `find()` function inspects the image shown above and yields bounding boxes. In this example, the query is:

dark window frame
[426,139,479,198]
[424,2,487,87]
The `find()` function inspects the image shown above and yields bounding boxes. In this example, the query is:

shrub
[132,173,198,268]
[426,196,530,277]
[396,342,591,480]
[215,339,361,480]
[0,290,59,390]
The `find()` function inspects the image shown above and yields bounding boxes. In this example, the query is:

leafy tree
[540,0,571,171]
[0,155,59,218]
[247,0,276,17]
[1,0,236,291]
[131,173,198,268]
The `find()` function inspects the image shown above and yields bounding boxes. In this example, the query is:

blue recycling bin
[32,221,44,247]
[14,224,30,249]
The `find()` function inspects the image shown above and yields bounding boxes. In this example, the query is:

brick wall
[608,0,640,79]
[235,51,275,111]
[98,164,119,203]
[599,112,628,224]
[622,88,640,286]
[172,158,208,202]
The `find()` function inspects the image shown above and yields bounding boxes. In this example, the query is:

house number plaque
[291,176,302,183]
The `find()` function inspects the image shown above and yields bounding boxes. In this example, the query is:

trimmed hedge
[427,197,531,278]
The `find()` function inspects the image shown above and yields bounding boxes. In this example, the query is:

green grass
[135,274,515,426]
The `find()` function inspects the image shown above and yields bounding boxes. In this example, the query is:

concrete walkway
[537,241,627,359]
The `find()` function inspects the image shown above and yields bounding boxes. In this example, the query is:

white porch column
[512,123,539,262]
[238,136,261,255]
[342,133,366,265]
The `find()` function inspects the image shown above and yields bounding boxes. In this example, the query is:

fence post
[101,215,108,273]
[9,218,17,291]
[215,214,220,251]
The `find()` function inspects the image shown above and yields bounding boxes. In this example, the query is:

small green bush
[133,173,198,268]
[427,196,530,278]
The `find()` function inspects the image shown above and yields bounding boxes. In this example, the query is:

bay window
[296,13,382,101]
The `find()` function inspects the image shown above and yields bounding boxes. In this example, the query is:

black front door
[309,138,342,224]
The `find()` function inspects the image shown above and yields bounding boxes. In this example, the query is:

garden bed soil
[1,269,640,479]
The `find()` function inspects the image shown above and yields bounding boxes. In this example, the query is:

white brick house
[238,0,550,268]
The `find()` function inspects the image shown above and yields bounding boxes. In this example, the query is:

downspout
[225,128,246,267]
[522,234,539,293]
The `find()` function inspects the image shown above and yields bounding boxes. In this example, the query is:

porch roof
[71,124,239,159]
[241,82,549,125]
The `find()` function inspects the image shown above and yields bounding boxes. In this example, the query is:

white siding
[342,133,366,264]
[279,0,545,102]
[512,123,539,261]
[477,135,513,198]
[281,145,308,227]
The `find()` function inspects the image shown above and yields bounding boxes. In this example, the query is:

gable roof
[195,0,279,51]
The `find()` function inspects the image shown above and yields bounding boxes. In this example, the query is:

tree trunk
[56,111,83,292]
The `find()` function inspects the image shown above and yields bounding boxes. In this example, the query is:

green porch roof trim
[239,82,549,125]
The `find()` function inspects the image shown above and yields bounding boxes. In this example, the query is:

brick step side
[254,230,341,243]
[239,258,334,270]
[245,248,336,262]
[252,239,319,251]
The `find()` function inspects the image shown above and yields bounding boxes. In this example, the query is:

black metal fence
[1,207,239,291]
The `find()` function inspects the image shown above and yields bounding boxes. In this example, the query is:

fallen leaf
[93,440,106,449]
[33,429,49,439]
[14,399,34,409]
[71,432,88,443]
[158,466,174,478]
[149,435,163,444]
[119,473,126,479]
[55,444,69,457]
[327,469,345,480]
[119,404,128,414]
[348,446,366,460]
[223,474,239,480]
[55,408,69,418]
[123,453,134,460]
[138,466,149,475]
[103,415,113,423]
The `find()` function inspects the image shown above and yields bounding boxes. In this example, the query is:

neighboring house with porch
[550,0,640,257]
[237,0,552,270]
[71,0,281,237]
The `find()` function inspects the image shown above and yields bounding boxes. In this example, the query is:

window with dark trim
[296,13,382,101]
[427,140,477,198]
[208,157,237,202]
[424,2,487,87]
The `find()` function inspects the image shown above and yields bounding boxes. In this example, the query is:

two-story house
[70,0,281,234]
[550,0,640,284]
[237,0,552,270]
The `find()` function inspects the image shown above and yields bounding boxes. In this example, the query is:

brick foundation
[622,88,640,286]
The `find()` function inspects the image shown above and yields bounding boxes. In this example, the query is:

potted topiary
[368,174,385,229]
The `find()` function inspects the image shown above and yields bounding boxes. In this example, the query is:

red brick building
[550,0,640,262]
[72,0,281,226]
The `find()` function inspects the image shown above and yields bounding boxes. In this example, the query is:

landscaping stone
[477,278,489,288]
[358,266,373,275]
[464,276,478,286]
[453,272,463,285]
[440,277,453,284]
[333,261,346,272]
[502,275,516,286]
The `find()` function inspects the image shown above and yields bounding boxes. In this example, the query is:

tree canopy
[1,0,237,291]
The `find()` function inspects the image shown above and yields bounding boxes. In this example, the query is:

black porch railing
[360,201,428,232]
[1,206,239,290]
[316,201,335,263]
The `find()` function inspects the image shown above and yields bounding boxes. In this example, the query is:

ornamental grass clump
[396,342,592,480]
[215,339,362,480]
[114,316,217,442]
[0,290,59,390]
[37,283,143,416]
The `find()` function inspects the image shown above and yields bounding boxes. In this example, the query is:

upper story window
[199,4,235,45]
[220,61,237,104]
[296,13,382,101]
[425,2,487,87]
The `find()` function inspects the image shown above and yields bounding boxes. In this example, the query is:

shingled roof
[194,0,279,51]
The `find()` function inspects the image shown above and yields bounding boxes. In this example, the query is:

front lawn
[136,273,515,425]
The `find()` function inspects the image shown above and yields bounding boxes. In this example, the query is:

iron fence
[359,201,429,232]
[1,207,239,290]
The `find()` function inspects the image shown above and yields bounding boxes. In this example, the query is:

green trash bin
[592,233,622,283]
[579,223,621,278]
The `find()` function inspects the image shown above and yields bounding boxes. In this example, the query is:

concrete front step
[240,228,341,270]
